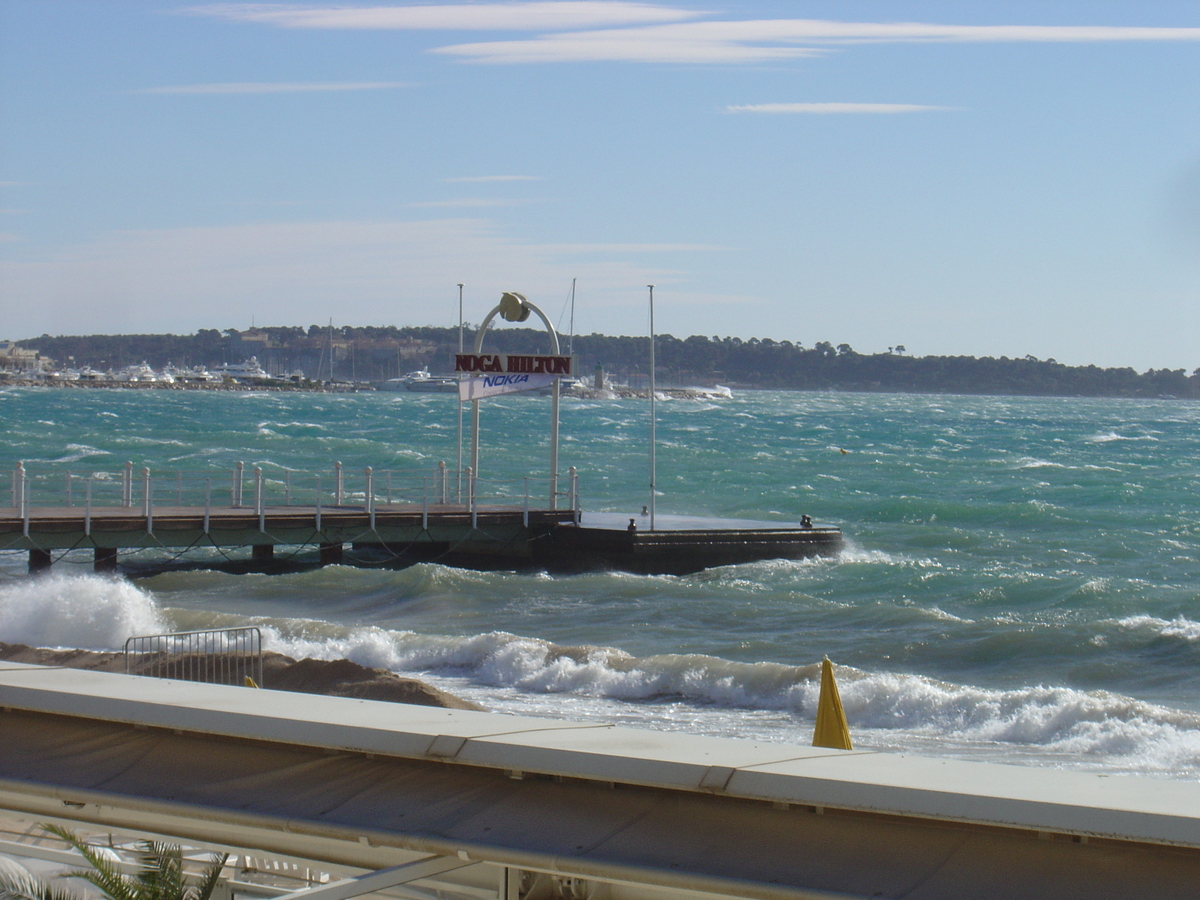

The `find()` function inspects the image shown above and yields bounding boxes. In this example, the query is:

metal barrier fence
[7,461,580,521]
[124,626,264,687]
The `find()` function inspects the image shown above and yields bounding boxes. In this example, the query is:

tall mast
[648,284,656,531]
[568,278,576,356]
[457,283,465,503]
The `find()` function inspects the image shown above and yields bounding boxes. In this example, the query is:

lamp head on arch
[499,292,532,322]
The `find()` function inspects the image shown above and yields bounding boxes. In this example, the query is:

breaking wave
[259,624,1200,771]
[0,574,165,650]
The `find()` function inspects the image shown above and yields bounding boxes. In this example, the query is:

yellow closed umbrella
[812,656,853,750]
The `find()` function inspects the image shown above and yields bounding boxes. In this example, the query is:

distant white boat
[213,357,273,382]
[378,368,459,393]
[120,361,170,383]
[167,364,221,384]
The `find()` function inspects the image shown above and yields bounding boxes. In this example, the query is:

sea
[3,386,1200,779]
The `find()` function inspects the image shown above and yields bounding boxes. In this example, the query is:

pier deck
[0,504,843,575]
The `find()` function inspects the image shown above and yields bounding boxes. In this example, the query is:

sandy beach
[0,642,481,710]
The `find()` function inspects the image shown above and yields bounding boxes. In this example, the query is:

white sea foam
[842,673,1200,770]
[1015,457,1062,469]
[257,624,1200,771]
[0,574,165,650]
[50,444,110,463]
[1115,615,1200,642]
[1087,431,1158,443]
[262,626,819,709]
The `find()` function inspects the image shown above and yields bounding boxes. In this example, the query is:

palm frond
[133,842,184,900]
[0,854,88,900]
[187,855,228,900]
[40,825,136,900]
[31,826,228,900]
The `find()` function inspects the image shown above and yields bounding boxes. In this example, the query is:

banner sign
[459,372,558,401]
[454,354,575,376]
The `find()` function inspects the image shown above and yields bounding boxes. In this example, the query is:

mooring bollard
[233,461,244,508]
[438,460,448,505]
[334,461,343,506]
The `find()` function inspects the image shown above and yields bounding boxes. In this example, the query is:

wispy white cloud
[443,175,541,183]
[434,18,1200,64]
[188,5,1200,65]
[437,29,814,64]
[185,2,697,30]
[132,81,410,95]
[408,198,531,208]
[546,242,728,253]
[726,102,956,114]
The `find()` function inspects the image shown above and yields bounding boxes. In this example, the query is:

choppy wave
[1087,431,1159,443]
[257,624,1200,772]
[0,574,164,649]
[5,575,1200,773]
[1116,615,1200,643]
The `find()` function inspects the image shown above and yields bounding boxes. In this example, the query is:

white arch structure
[468,293,562,509]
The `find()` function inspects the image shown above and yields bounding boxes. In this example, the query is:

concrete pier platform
[0,505,842,575]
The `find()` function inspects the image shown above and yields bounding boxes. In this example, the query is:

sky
[1,1,1199,370]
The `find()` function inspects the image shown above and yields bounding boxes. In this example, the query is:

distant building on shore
[0,340,52,377]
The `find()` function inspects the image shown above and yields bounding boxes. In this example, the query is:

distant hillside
[15,327,1200,399]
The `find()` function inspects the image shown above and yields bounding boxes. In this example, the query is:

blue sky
[1,1,1199,370]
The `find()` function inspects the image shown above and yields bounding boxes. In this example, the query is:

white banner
[459,372,558,401]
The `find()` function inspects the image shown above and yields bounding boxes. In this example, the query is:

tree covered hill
[16,327,1200,399]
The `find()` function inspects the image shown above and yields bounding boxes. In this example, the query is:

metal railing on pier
[7,460,583,529]
[124,626,264,687]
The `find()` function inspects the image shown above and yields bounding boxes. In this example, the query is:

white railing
[5,460,572,524]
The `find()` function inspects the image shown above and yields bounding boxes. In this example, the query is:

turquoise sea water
[3,386,1200,777]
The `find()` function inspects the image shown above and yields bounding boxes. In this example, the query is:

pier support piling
[319,542,343,566]
[28,549,51,574]
[94,547,118,573]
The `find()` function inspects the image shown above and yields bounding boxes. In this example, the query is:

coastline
[0,642,481,710]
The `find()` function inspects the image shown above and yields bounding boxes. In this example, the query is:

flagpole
[456,283,464,504]
[648,284,656,531]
